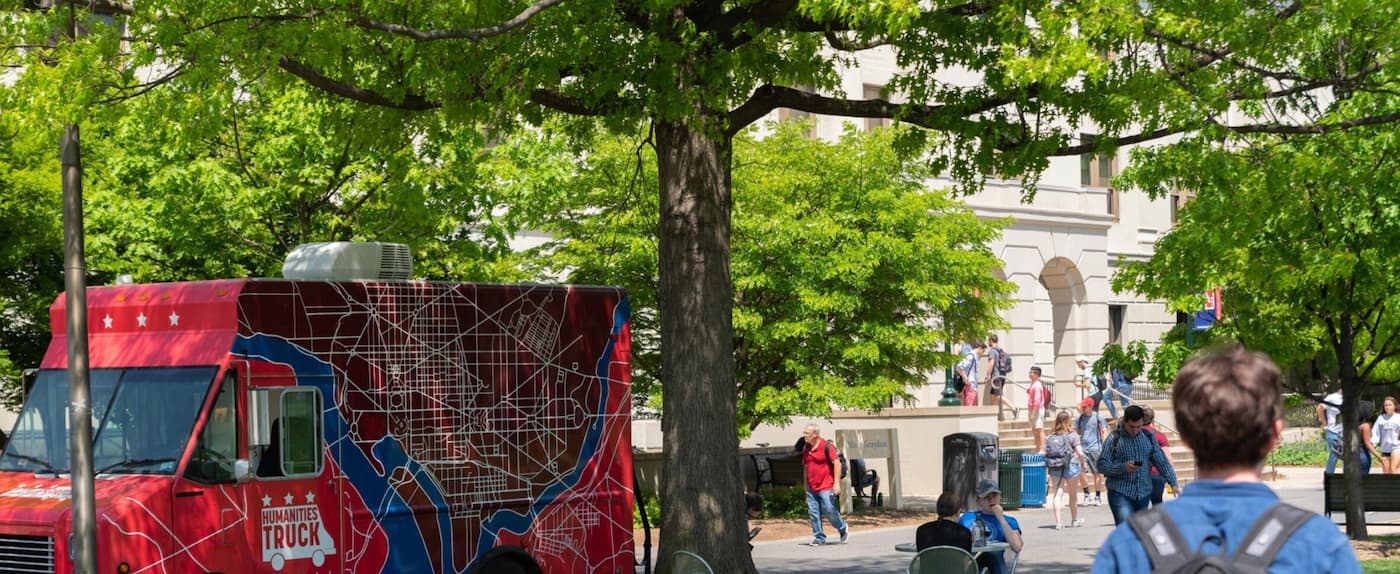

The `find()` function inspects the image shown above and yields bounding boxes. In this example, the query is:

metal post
[939,340,961,406]
[62,125,97,574]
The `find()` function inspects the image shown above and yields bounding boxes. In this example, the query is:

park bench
[758,455,805,489]
[1323,472,1400,527]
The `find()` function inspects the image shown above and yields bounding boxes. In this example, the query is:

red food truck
[0,243,635,573]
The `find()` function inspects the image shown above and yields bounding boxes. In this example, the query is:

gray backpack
[1127,503,1314,574]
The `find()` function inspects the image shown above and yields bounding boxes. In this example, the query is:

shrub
[1270,437,1329,467]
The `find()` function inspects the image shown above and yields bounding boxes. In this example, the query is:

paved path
[748,467,1400,573]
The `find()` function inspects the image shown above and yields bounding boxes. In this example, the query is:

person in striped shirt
[1097,405,1178,525]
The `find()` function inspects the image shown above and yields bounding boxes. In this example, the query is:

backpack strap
[1127,508,1193,574]
[1230,503,1314,570]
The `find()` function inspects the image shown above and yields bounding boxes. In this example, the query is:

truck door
[246,386,339,573]
[174,371,251,573]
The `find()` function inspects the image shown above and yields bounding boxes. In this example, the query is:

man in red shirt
[801,424,849,545]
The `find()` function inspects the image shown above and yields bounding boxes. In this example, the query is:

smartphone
[1131,460,1144,466]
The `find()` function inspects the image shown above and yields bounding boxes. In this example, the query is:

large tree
[501,121,1011,430]
[0,76,529,404]
[6,0,1400,566]
[1114,121,1400,539]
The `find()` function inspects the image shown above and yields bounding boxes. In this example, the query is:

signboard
[835,429,902,512]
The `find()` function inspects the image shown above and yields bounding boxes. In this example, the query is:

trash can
[1021,452,1047,507]
[998,449,1023,510]
[944,432,1000,512]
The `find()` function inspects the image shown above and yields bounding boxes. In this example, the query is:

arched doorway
[1035,257,1088,404]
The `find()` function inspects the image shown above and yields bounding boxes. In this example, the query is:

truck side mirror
[233,459,250,483]
[249,389,270,447]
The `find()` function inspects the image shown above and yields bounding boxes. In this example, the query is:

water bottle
[973,517,988,547]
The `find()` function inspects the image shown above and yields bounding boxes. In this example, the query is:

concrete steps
[996,411,1197,485]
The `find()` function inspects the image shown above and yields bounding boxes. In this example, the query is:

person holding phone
[1097,405,1178,525]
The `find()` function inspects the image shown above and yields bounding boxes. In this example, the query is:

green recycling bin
[998,449,1023,510]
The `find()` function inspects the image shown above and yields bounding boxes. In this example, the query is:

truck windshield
[0,367,217,475]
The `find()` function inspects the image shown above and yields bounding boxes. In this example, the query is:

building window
[864,84,891,131]
[1109,304,1126,346]
[1080,134,1119,218]
[1171,190,1196,225]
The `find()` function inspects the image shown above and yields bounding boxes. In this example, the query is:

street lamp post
[938,340,961,406]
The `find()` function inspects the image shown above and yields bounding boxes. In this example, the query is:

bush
[632,493,662,528]
[759,486,811,519]
[1270,437,1330,467]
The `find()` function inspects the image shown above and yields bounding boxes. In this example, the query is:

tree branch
[1213,112,1400,135]
[349,0,567,42]
[277,57,440,111]
[726,83,1031,137]
[824,30,886,51]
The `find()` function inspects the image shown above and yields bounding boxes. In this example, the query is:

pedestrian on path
[800,424,848,546]
[1317,383,1344,474]
[1093,346,1361,573]
[1374,396,1400,474]
[984,335,1019,419]
[1096,405,1178,525]
[1046,410,1087,529]
[1140,406,1174,507]
[1076,397,1107,507]
[1358,400,1379,475]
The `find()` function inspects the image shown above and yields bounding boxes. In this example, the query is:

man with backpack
[1093,346,1360,573]
[984,335,1019,418]
[1098,405,1176,525]
[800,423,848,546]
[956,342,986,406]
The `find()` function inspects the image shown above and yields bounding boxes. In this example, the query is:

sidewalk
[749,466,1399,573]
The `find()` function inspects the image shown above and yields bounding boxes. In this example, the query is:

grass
[1362,561,1400,573]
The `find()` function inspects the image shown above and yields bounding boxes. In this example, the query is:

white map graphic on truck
[261,492,336,571]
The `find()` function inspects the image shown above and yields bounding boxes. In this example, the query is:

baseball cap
[1075,355,1089,363]
[975,479,1001,497]
[1080,397,1095,408]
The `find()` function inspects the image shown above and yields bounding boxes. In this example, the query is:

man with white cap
[959,479,1024,574]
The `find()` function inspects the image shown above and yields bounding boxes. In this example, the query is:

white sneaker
[1071,519,1084,527]
[1054,523,1063,530]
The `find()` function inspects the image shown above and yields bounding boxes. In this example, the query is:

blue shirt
[1077,413,1106,451]
[960,511,1020,574]
[1097,428,1177,499]
[1093,480,1360,573]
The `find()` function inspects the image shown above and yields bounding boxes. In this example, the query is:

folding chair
[908,545,978,574]
[670,550,715,574]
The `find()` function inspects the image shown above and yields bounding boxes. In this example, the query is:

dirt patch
[1353,538,1400,561]
[633,509,936,546]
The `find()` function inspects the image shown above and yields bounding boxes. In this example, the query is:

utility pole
[58,1,97,571]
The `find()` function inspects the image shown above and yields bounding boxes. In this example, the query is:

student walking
[1076,397,1107,506]
[1097,405,1178,525]
[1046,410,1087,529]
[1373,397,1400,474]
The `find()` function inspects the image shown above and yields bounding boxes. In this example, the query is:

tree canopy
[501,121,1011,431]
[1114,122,1400,537]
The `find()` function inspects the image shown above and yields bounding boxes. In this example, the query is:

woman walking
[1046,410,1087,529]
[1359,401,1380,475]
[1373,396,1400,473]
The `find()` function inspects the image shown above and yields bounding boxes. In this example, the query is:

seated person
[959,480,1024,574]
[850,458,880,500]
[916,491,972,552]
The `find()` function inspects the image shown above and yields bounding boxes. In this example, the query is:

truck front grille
[0,534,55,573]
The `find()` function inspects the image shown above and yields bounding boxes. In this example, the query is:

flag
[1193,287,1222,331]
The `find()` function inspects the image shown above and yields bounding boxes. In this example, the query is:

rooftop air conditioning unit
[282,242,413,281]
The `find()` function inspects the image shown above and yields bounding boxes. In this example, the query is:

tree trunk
[653,118,755,573]
[1336,325,1368,539]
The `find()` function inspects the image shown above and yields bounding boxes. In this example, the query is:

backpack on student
[953,371,966,392]
[993,346,1013,376]
[1127,503,1314,574]
[826,442,848,480]
[1045,433,1073,469]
